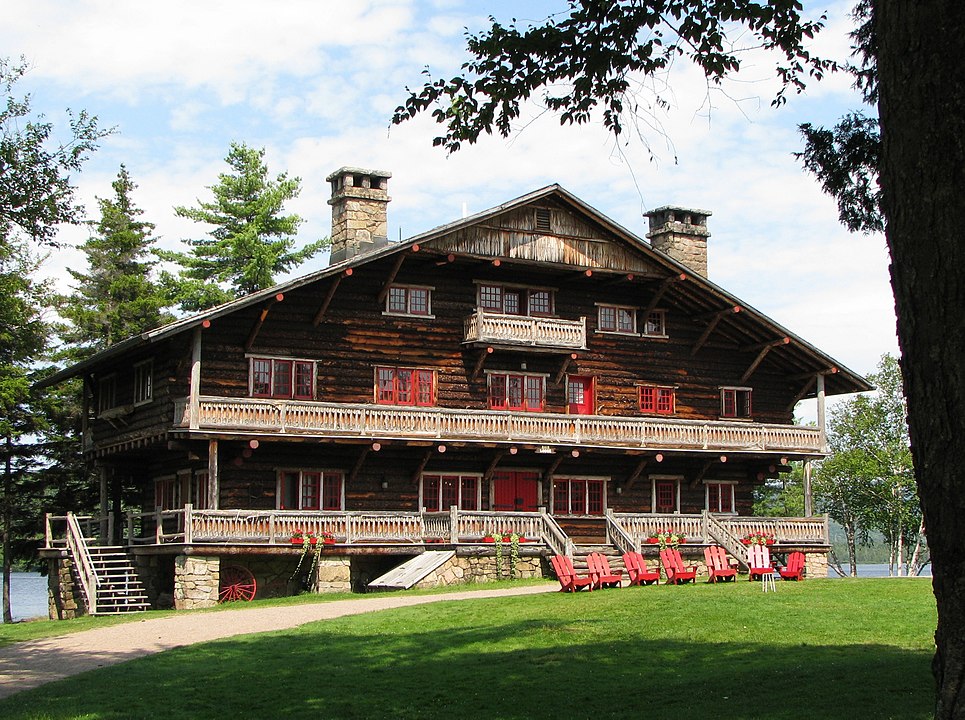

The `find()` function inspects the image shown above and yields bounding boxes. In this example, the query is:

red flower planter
[646,538,659,544]
[291,538,304,546]
[323,538,335,545]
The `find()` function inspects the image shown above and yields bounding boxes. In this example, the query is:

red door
[492,471,540,512]
[567,376,594,415]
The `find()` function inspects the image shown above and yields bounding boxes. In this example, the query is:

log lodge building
[40,167,870,616]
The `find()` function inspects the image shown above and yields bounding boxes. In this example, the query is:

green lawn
[0,578,937,720]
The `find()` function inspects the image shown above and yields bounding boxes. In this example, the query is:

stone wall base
[412,554,545,590]
[174,555,220,610]
[47,555,88,620]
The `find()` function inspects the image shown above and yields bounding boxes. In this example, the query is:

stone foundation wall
[47,555,88,620]
[412,553,545,590]
[174,555,220,610]
[313,557,352,593]
[803,551,829,579]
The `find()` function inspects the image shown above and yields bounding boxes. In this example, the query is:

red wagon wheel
[219,565,257,603]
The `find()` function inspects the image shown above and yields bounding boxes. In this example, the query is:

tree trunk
[875,1,965,715]
[909,520,927,577]
[3,435,13,624]
[846,523,858,577]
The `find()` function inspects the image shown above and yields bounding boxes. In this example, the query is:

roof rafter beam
[624,458,649,491]
[544,455,565,482]
[642,273,686,319]
[411,449,433,485]
[692,305,741,356]
[244,294,284,351]
[483,450,507,482]
[554,353,579,385]
[740,337,791,383]
[349,447,370,483]
[786,376,817,412]
[472,347,493,381]
[690,459,716,489]
[312,269,352,326]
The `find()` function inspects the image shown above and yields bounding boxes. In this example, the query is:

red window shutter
[396,369,414,405]
[507,375,524,409]
[640,386,655,412]
[489,374,507,409]
[272,360,292,398]
[376,367,395,403]
[722,389,737,417]
[415,370,434,406]
[553,480,569,514]
[294,362,313,399]
[657,388,674,414]
[423,475,441,511]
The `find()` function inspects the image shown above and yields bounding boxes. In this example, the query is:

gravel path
[0,583,557,700]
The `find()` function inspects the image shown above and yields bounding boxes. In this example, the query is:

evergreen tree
[60,165,171,358]
[159,142,327,311]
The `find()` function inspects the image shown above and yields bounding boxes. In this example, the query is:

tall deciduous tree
[60,165,171,358]
[159,142,327,312]
[392,2,965,712]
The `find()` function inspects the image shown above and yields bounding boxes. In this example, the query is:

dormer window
[385,285,432,317]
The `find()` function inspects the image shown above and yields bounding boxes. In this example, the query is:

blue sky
[4,1,896,415]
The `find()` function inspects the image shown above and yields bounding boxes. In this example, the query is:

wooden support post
[472,347,493,380]
[545,455,564,483]
[350,448,370,483]
[786,375,816,412]
[554,353,578,385]
[690,460,715,488]
[625,458,648,491]
[484,450,507,482]
[313,274,344,326]
[245,293,284,351]
[377,254,407,305]
[411,449,433,484]
[207,439,219,510]
[740,337,790,383]
[804,459,814,517]
[184,503,194,544]
[189,327,202,430]
[449,505,459,543]
[816,372,827,452]
[99,465,109,540]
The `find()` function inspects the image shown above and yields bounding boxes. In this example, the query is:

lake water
[829,562,931,579]
[5,572,50,622]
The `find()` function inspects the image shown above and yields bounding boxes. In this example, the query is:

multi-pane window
[278,470,344,511]
[386,285,431,316]
[653,479,679,513]
[488,373,545,411]
[642,310,667,336]
[154,476,180,511]
[422,474,480,511]
[250,358,315,399]
[376,367,435,406]
[706,482,735,513]
[721,387,753,418]
[192,471,210,510]
[598,305,636,334]
[133,361,153,404]
[98,374,117,414]
[639,385,675,415]
[478,284,554,316]
[553,478,605,515]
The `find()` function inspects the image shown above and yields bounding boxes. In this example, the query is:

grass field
[0,578,937,720]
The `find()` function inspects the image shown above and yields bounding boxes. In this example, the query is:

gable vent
[535,208,551,232]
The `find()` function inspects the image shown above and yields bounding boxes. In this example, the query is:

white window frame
[383,284,435,318]
[595,303,638,335]
[276,469,345,511]
[133,360,153,406]
[98,373,117,414]
[474,281,557,317]
[720,386,753,419]
[641,309,668,337]
[551,475,609,516]
[705,480,738,514]
[651,475,682,514]
[420,472,483,512]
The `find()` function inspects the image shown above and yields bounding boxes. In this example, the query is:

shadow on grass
[0,613,933,720]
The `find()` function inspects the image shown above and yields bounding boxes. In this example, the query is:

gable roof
[38,184,871,397]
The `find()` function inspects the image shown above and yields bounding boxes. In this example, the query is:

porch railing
[64,512,100,614]
[173,397,824,454]
[464,310,587,349]
[608,512,830,547]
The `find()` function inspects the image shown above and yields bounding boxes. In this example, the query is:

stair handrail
[540,509,575,558]
[605,510,640,554]
[703,510,749,570]
[65,511,100,614]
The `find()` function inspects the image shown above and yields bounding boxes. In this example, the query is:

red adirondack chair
[779,551,806,581]
[747,544,775,581]
[586,552,623,589]
[622,551,660,586]
[659,548,698,585]
[551,554,593,592]
[703,545,738,583]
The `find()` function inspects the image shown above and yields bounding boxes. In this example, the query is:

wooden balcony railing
[173,397,823,453]
[464,309,587,349]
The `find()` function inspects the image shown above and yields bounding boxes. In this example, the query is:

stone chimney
[326,166,392,264]
[645,206,712,277]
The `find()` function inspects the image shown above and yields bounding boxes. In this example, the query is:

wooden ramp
[367,551,456,591]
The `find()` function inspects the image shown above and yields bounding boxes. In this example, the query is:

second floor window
[642,310,667,337]
[639,385,675,415]
[98,374,117,414]
[422,474,480,511]
[278,470,344,511]
[721,387,753,418]
[386,285,431,316]
[133,360,153,404]
[598,304,636,334]
[706,482,735,513]
[250,358,315,400]
[479,284,554,316]
[488,373,545,411]
[376,367,435,406]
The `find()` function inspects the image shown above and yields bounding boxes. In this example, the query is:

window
[639,385,675,415]
[597,304,637,334]
[706,482,736,513]
[642,310,667,337]
[721,387,753,418]
[385,285,432,316]
[192,471,210,510]
[477,284,555,317]
[133,361,153,404]
[652,478,680,513]
[98,374,117,414]
[553,478,605,515]
[488,373,545,411]
[422,474,480,511]
[278,470,344,510]
[154,476,180,511]
[250,357,315,399]
[375,367,435,406]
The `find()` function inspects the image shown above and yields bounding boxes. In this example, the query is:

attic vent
[535,208,551,232]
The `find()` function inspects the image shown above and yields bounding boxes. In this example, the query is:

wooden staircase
[84,546,151,614]
[572,544,626,573]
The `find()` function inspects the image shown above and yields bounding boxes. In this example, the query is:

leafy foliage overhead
[392,0,835,153]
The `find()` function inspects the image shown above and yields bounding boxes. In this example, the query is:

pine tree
[159,142,327,312]
[59,165,171,358]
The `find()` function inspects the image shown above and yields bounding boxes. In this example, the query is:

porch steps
[572,545,626,573]
[82,545,151,615]
[367,551,456,591]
